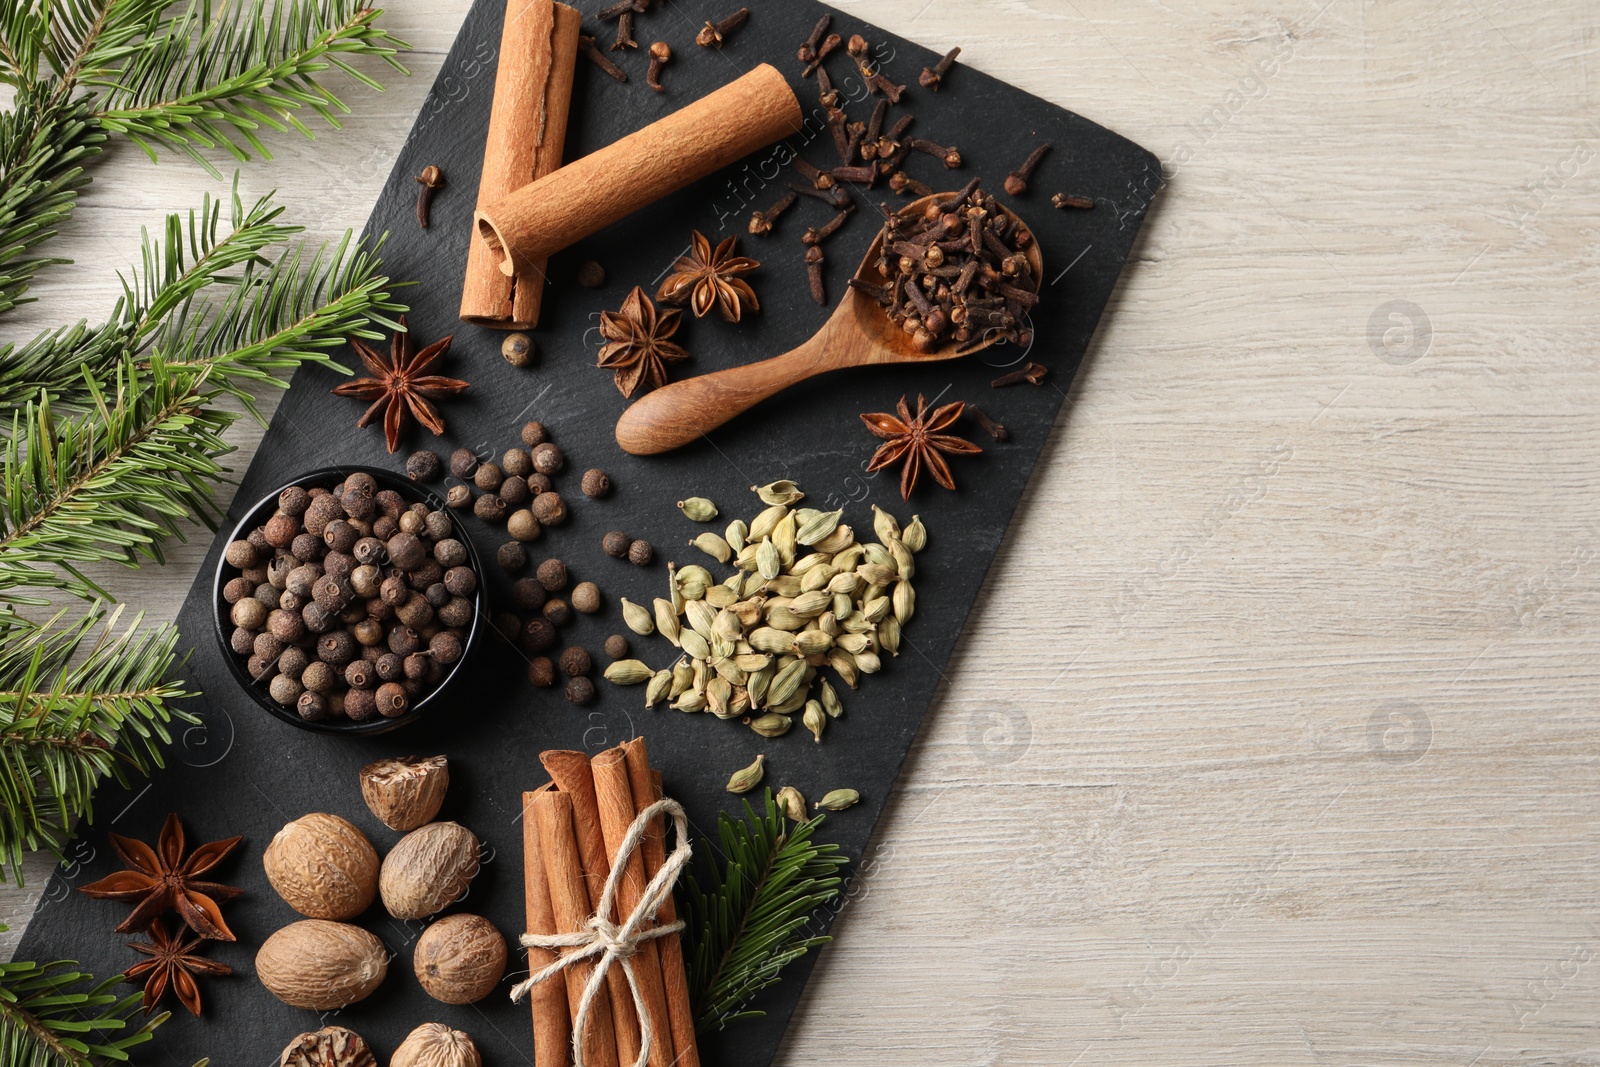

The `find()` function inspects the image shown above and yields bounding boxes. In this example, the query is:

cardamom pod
[862,543,894,570]
[764,574,801,598]
[889,537,915,580]
[653,598,681,647]
[860,595,891,624]
[825,570,861,596]
[772,512,798,565]
[645,669,673,708]
[776,785,807,821]
[620,597,654,635]
[871,504,901,544]
[831,591,854,620]
[800,563,835,593]
[827,648,859,688]
[704,583,737,609]
[840,610,873,634]
[878,615,902,656]
[819,678,844,718]
[679,629,711,662]
[818,611,841,637]
[707,676,734,718]
[734,542,760,572]
[803,699,827,742]
[712,656,748,686]
[766,656,809,707]
[688,531,733,564]
[713,608,743,642]
[857,562,897,587]
[788,590,831,618]
[734,652,773,672]
[832,544,864,572]
[756,538,781,580]
[892,580,915,625]
[836,632,870,655]
[669,563,686,613]
[674,689,707,713]
[753,479,805,506]
[902,514,927,552]
[729,687,751,718]
[816,787,859,811]
[731,598,764,628]
[764,605,806,631]
[670,658,694,698]
[855,649,882,675]
[725,754,765,794]
[677,564,714,592]
[678,496,719,522]
[794,629,833,657]
[812,523,855,555]
[748,663,775,706]
[795,507,843,546]
[749,713,792,738]
[686,599,717,639]
[750,627,795,655]
[604,659,655,685]
[767,687,808,715]
[749,503,788,541]
[792,551,830,574]
[725,518,749,553]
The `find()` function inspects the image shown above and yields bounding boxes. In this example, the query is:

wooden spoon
[614,192,1044,456]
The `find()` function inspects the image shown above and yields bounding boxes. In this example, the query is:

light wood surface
[6,1,1600,1064]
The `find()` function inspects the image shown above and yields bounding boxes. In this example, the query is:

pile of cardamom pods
[602,480,925,742]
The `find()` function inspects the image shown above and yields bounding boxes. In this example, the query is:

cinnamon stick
[476,64,803,277]
[622,739,700,1067]
[533,788,620,1067]
[592,749,675,1067]
[459,0,581,329]
[543,751,643,1067]
[523,785,572,1065]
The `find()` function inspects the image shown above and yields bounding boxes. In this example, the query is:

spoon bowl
[615,192,1043,456]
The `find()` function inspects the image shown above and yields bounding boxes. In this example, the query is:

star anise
[331,315,468,453]
[597,286,690,398]
[860,394,983,500]
[656,230,760,321]
[123,918,232,1017]
[78,812,244,941]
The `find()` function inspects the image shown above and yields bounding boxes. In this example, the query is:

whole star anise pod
[597,286,690,398]
[78,812,244,940]
[331,315,468,453]
[123,918,232,1016]
[860,394,983,500]
[656,230,760,321]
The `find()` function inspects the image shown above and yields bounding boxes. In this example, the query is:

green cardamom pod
[857,562,897,587]
[603,659,655,685]
[704,583,737,609]
[764,605,806,631]
[776,785,807,821]
[788,590,831,618]
[831,591,854,620]
[645,669,673,708]
[854,649,883,675]
[748,663,775,706]
[678,496,720,522]
[803,699,827,743]
[862,542,894,570]
[832,544,864,572]
[725,518,749,553]
[794,629,833,657]
[749,627,795,655]
[668,563,686,613]
[670,658,694,698]
[826,570,861,596]
[765,574,801,598]
[753,479,806,506]
[795,507,844,546]
[756,538,781,580]
[893,580,915,625]
[749,712,792,738]
[767,687,808,715]
[766,656,809,708]
[819,678,844,718]
[734,652,772,672]
[818,611,841,637]
[733,542,760,572]
[816,787,860,811]
[620,597,654,636]
[792,551,830,574]
[690,531,733,563]
[889,537,915,581]
[712,656,747,686]
[878,615,902,657]
[729,686,752,718]
[652,598,681,647]
[749,503,789,541]
[725,754,766,794]
[686,599,717,639]
[827,648,859,688]
[707,676,735,718]
[772,512,798,564]
[674,689,707,713]
[836,633,870,655]
[679,629,711,662]
[713,607,743,643]
[812,523,855,555]
[902,514,927,553]
[871,504,901,544]
[860,595,891,624]
[800,563,835,593]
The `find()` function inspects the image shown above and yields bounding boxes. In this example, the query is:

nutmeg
[257,919,387,1010]
[263,813,380,920]
[279,1026,377,1067]
[379,821,481,920]
[391,1023,483,1067]
[414,913,506,1005]
[360,755,449,831]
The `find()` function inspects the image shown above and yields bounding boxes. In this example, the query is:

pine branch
[92,0,409,176]
[0,606,190,886]
[681,790,846,1033]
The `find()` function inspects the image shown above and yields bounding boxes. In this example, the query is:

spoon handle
[615,333,845,455]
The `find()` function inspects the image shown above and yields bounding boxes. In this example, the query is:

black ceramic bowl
[213,466,483,736]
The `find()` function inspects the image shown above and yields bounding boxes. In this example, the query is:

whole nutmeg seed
[391,1023,482,1067]
[257,919,388,1010]
[413,913,506,1005]
[581,468,611,498]
[263,813,380,920]
[501,332,534,367]
[360,755,449,831]
[379,821,481,920]
[279,1026,377,1067]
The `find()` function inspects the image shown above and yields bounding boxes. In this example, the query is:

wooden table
[6,1,1597,1063]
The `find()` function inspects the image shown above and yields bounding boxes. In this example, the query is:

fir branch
[681,791,846,1033]
[0,940,169,1066]
[0,607,190,885]
[92,0,409,175]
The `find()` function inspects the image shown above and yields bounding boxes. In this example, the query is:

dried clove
[794,156,835,190]
[910,138,962,169]
[748,189,798,236]
[889,171,934,198]
[646,41,671,91]
[826,108,852,162]
[1052,193,1096,210]
[831,164,877,187]
[805,245,827,304]
[967,405,1009,441]
[802,204,854,246]
[991,362,1049,387]
[797,14,831,64]
[697,7,749,48]
[578,35,628,82]
[1005,143,1052,196]
[788,181,852,210]
[861,99,889,161]
[611,11,636,50]
[802,33,842,77]
[414,166,445,228]
[817,66,839,108]
[919,46,960,91]
[598,0,648,17]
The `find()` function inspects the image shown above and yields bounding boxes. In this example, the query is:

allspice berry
[559,646,591,677]
[449,448,479,480]
[521,617,557,653]
[520,421,548,447]
[628,539,654,566]
[531,442,564,475]
[604,634,629,660]
[512,577,546,610]
[531,492,567,526]
[414,913,506,1005]
[507,509,541,542]
[497,541,527,572]
[581,468,611,498]
[446,484,472,509]
[602,531,631,559]
[474,494,508,524]
[571,581,601,614]
[527,657,556,686]
[406,449,442,482]
[501,332,534,367]
[535,558,568,591]
[565,676,596,705]
[542,599,572,626]
[225,539,258,568]
[576,260,606,288]
[472,462,503,492]
[501,448,532,477]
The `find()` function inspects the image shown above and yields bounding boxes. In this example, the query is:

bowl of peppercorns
[213,466,483,735]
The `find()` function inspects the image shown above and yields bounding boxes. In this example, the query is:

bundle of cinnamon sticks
[521,739,699,1067]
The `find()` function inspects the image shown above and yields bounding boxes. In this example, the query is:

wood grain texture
[4,1,1599,1064]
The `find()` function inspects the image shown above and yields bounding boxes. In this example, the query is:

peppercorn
[628,539,654,566]
[498,541,528,571]
[508,509,541,542]
[297,690,328,721]
[499,475,530,505]
[430,630,464,665]
[559,646,592,677]
[450,447,480,479]
[532,442,564,475]
[225,540,258,569]
[528,657,556,687]
[571,581,601,614]
[521,617,557,653]
[532,492,568,526]
[603,531,631,559]
[565,677,596,705]
[279,485,311,516]
[375,682,409,717]
[502,333,534,367]
[543,599,572,626]
[407,449,443,481]
[581,468,611,498]
[475,494,509,523]
[264,513,300,548]
[434,538,467,568]
[444,566,477,597]
[604,634,629,659]
[521,421,549,447]
[447,484,473,509]
[536,558,569,592]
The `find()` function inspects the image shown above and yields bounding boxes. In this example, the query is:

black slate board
[18,1,1157,1063]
